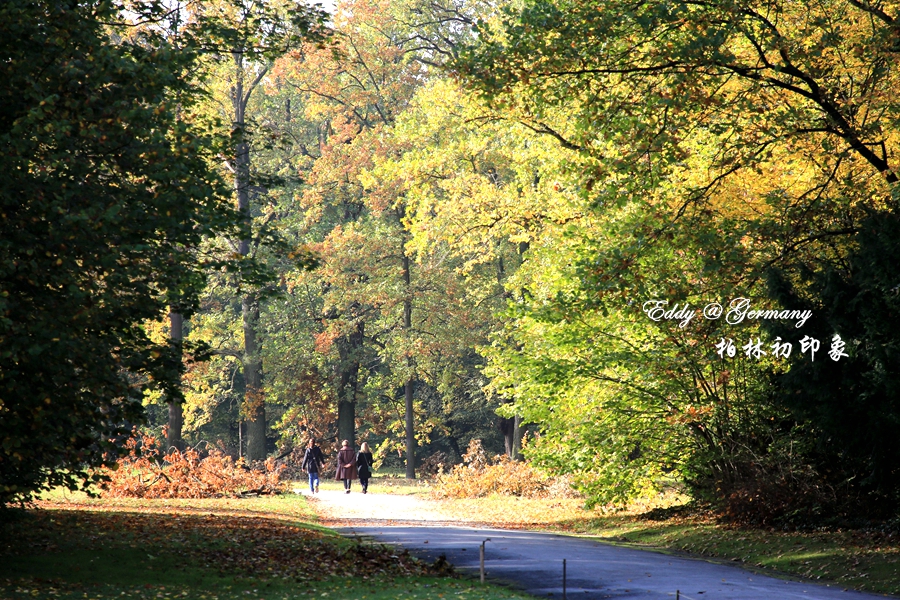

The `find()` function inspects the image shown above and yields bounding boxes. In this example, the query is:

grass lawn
[0,492,532,600]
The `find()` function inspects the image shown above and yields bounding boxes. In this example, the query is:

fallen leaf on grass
[2,509,445,582]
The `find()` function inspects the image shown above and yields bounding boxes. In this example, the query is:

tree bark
[232,53,268,462]
[405,377,415,478]
[511,414,523,461]
[501,411,524,460]
[243,294,266,461]
[402,252,416,479]
[501,415,513,456]
[336,320,363,447]
[166,310,184,452]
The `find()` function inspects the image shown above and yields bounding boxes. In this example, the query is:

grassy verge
[37,486,319,520]
[263,475,900,596]
[2,577,525,600]
[569,511,900,596]
[434,495,900,596]
[1,495,531,600]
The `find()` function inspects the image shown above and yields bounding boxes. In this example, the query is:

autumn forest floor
[3,476,900,598]
[0,486,530,600]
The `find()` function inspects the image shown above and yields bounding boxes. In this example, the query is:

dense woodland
[3,0,900,527]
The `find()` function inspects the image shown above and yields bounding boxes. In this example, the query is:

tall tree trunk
[336,320,363,447]
[232,55,267,461]
[501,415,514,456]
[501,410,524,460]
[497,250,523,460]
[166,310,184,452]
[402,252,416,479]
[511,415,523,461]
[405,377,415,478]
[337,397,355,447]
[243,294,266,461]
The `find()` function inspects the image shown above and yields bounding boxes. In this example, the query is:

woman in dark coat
[356,441,373,494]
[335,439,358,493]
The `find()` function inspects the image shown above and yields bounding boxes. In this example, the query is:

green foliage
[252,0,514,467]
[19,0,898,526]
[451,0,900,518]
[0,0,235,505]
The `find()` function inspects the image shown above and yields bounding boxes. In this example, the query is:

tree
[455,0,900,514]
[0,0,235,504]
[270,0,427,469]
[188,0,328,461]
[367,77,559,460]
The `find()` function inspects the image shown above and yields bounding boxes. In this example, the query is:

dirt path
[303,489,469,527]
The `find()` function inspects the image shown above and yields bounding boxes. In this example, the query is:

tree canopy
[454,0,900,517]
[6,0,900,524]
[0,0,235,504]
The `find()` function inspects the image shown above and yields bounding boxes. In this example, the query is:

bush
[102,432,283,498]
[684,427,850,528]
[432,439,577,499]
[419,451,454,477]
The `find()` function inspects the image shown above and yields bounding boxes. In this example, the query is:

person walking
[301,437,324,494]
[356,442,374,494]
[335,439,358,493]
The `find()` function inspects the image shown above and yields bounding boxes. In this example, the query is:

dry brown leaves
[102,432,282,499]
[3,508,443,581]
[431,440,577,500]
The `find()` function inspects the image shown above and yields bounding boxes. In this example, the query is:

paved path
[305,490,890,600]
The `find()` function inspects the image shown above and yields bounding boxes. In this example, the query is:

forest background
[4,0,900,528]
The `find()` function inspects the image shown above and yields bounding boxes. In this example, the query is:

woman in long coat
[356,441,373,494]
[335,439,358,493]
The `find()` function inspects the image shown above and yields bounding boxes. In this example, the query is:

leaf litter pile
[101,432,284,499]
[1,508,454,599]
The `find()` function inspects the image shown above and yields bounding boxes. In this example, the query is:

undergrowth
[432,439,577,499]
[101,432,282,498]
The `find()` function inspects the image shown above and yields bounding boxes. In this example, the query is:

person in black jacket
[356,441,374,494]
[301,438,324,494]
